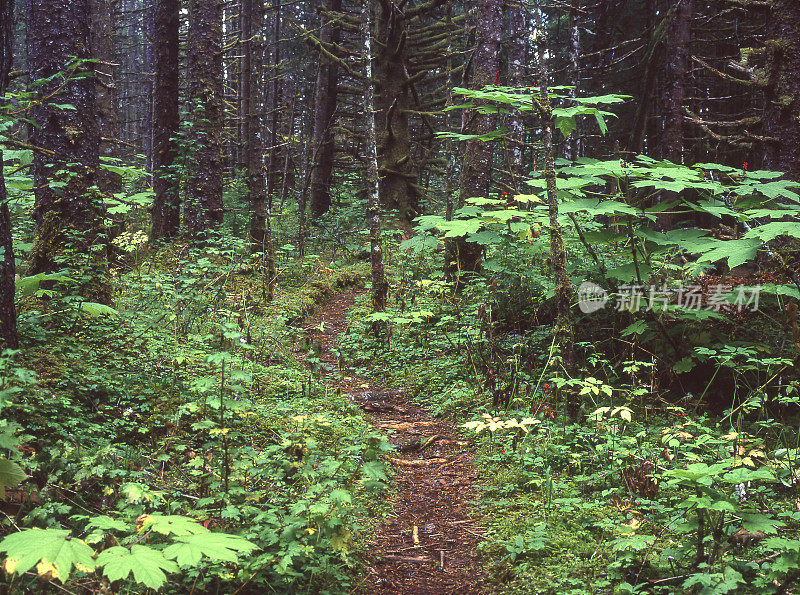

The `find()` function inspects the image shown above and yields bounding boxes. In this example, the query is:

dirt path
[297,290,485,594]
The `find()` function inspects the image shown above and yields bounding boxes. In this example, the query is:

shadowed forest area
[1,0,800,592]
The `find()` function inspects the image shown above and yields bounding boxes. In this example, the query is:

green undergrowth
[0,237,390,593]
[338,273,800,594]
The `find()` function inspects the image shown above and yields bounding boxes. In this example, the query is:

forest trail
[298,290,486,594]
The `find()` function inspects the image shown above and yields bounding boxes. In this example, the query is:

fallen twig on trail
[386,456,447,466]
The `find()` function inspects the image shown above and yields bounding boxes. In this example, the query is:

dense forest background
[0,0,799,592]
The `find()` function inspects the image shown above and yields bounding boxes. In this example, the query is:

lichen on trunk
[26,0,110,303]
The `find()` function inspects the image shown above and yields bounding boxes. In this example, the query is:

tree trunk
[151,0,180,239]
[0,0,17,349]
[297,88,315,258]
[763,0,800,182]
[185,0,224,237]
[309,0,342,218]
[535,12,575,420]
[375,0,419,225]
[362,0,388,315]
[244,0,275,300]
[662,0,691,163]
[542,93,575,418]
[658,0,691,230]
[263,0,280,300]
[504,0,528,192]
[143,3,154,176]
[26,0,109,303]
[454,0,502,274]
[567,1,581,160]
[90,0,123,197]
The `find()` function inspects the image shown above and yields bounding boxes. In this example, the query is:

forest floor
[297,290,486,594]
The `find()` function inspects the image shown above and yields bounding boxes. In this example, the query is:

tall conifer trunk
[309,0,342,218]
[185,0,224,237]
[0,0,17,348]
[662,0,691,164]
[26,0,109,302]
[362,0,387,315]
[151,0,180,238]
[763,0,800,182]
[375,0,418,224]
[90,0,123,197]
[505,0,528,192]
[454,0,501,274]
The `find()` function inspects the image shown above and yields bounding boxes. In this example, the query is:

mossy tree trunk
[90,0,122,198]
[534,13,576,420]
[453,0,501,274]
[504,0,528,192]
[662,0,691,164]
[763,0,800,182]
[659,0,691,230]
[151,0,180,239]
[262,0,280,300]
[26,0,110,303]
[374,0,419,225]
[363,0,388,316]
[541,95,576,418]
[243,0,275,300]
[185,0,224,237]
[309,0,342,219]
[0,0,17,348]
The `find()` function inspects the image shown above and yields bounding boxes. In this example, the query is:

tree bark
[658,0,691,230]
[504,0,528,191]
[363,0,388,315]
[309,0,342,218]
[535,11,575,419]
[185,0,224,237]
[26,0,109,303]
[566,1,581,160]
[763,0,800,182]
[90,0,123,197]
[0,0,17,348]
[151,0,180,239]
[662,0,692,163]
[375,0,419,225]
[454,0,502,274]
[263,0,280,299]
[244,0,275,300]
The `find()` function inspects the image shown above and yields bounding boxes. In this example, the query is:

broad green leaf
[469,230,503,246]
[759,284,800,299]
[0,529,96,581]
[0,459,26,498]
[559,198,639,216]
[78,302,120,318]
[120,482,160,504]
[163,533,258,567]
[440,219,483,238]
[739,513,782,535]
[722,467,775,484]
[743,222,800,242]
[15,272,74,296]
[85,515,130,533]
[138,515,208,537]
[763,537,800,552]
[756,180,800,201]
[689,238,760,269]
[361,460,387,482]
[673,358,696,374]
[97,545,178,589]
[621,320,649,336]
